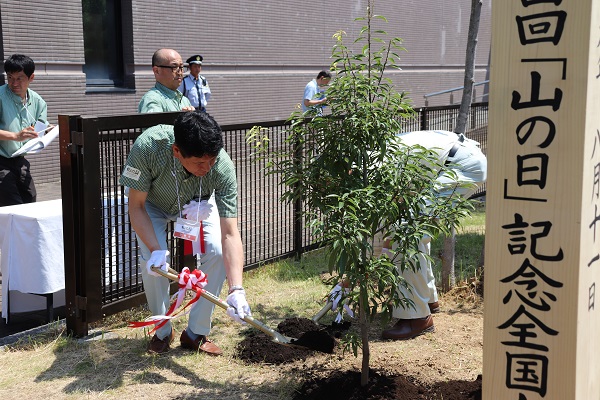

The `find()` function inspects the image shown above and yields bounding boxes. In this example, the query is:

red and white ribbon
[192,222,206,255]
[128,267,208,334]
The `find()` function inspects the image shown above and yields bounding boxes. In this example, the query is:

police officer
[179,55,211,112]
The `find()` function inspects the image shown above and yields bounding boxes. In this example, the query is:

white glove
[226,289,252,324]
[329,284,344,310]
[146,250,170,277]
[182,200,213,222]
[328,283,355,323]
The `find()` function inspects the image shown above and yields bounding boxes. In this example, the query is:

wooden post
[484,1,600,399]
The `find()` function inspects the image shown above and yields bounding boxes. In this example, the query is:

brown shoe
[429,301,440,313]
[180,329,223,356]
[381,315,435,340]
[147,327,175,354]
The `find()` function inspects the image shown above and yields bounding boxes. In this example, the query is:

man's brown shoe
[429,301,440,314]
[147,327,175,354]
[180,329,223,356]
[381,315,435,340]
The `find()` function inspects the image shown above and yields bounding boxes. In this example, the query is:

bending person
[120,111,250,355]
[381,130,487,340]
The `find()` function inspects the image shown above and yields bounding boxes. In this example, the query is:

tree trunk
[455,0,482,135]
[442,227,457,291]
[359,288,371,386]
[478,239,485,268]
[442,0,482,290]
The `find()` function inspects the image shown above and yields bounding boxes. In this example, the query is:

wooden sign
[484,1,600,399]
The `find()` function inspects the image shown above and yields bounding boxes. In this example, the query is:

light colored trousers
[392,236,437,319]
[137,196,226,340]
[393,142,487,319]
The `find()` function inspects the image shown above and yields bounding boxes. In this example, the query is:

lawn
[0,203,486,399]
[431,199,486,284]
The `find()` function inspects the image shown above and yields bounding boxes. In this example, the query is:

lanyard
[172,156,206,253]
[15,93,37,129]
[172,156,202,219]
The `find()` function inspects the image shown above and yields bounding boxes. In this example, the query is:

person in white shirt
[302,70,331,115]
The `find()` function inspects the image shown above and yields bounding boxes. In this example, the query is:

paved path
[36,181,63,202]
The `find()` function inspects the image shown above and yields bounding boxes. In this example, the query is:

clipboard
[11,125,59,157]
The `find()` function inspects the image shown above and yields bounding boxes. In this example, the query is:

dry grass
[0,247,484,400]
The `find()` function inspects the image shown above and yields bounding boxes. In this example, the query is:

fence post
[59,114,89,337]
[293,132,304,260]
[420,107,428,131]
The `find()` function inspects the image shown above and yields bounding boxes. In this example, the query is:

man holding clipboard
[0,54,50,206]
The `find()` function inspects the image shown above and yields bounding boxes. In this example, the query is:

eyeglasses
[155,65,186,72]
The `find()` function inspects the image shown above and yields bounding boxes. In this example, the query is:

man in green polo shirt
[120,111,250,355]
[0,54,49,206]
[138,48,196,113]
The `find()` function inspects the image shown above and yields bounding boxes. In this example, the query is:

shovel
[312,297,355,326]
[312,301,333,323]
[151,266,335,353]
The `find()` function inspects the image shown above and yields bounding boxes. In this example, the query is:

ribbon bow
[128,267,208,334]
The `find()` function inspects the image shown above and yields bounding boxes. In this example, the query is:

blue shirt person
[302,70,331,114]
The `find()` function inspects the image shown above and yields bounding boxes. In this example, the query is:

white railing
[424,80,489,106]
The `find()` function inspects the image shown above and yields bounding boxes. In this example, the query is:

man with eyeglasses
[138,49,196,114]
[0,54,49,206]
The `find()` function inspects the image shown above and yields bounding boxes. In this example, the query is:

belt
[445,144,460,166]
[0,154,24,162]
[448,143,460,158]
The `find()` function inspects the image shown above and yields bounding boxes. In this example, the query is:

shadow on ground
[0,306,67,343]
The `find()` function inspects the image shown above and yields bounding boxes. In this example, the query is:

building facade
[0,0,491,184]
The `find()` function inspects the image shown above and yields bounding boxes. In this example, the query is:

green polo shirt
[0,85,48,158]
[119,124,237,218]
[138,82,192,113]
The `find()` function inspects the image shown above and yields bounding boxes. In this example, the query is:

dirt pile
[235,313,482,399]
[236,317,336,364]
[292,371,482,400]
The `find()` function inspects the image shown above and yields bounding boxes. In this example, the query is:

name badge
[174,217,200,241]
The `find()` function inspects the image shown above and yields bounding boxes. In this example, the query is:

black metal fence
[59,103,488,337]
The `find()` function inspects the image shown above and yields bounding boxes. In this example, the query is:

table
[0,199,65,323]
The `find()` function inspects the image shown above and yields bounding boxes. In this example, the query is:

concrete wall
[0,0,492,184]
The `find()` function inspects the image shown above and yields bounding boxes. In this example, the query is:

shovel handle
[312,301,333,323]
[150,265,294,345]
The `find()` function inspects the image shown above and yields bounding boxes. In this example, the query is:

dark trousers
[0,155,37,206]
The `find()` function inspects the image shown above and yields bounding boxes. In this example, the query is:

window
[82,0,124,87]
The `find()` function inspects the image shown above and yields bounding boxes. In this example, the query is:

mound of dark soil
[235,315,483,399]
[292,370,482,400]
[235,317,338,364]
[323,320,352,338]
[277,317,321,337]
[236,329,312,364]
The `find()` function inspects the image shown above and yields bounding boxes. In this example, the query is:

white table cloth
[0,199,65,322]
